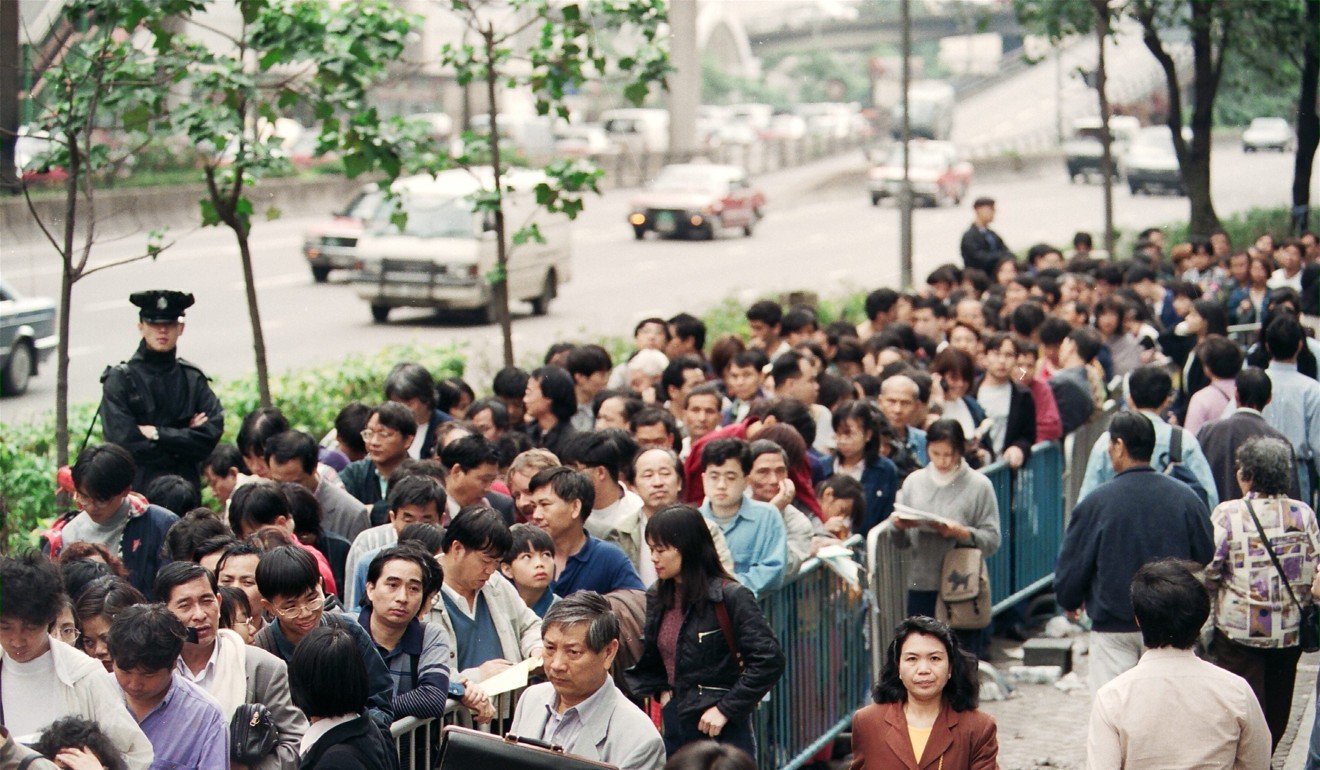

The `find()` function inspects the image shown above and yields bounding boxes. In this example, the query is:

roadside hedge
[0,344,465,553]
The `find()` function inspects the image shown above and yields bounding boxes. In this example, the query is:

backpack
[1163,426,1211,510]
[935,547,991,630]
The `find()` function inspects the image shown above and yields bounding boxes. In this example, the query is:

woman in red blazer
[851,616,998,770]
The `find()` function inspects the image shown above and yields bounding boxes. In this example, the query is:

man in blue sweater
[1055,412,1214,695]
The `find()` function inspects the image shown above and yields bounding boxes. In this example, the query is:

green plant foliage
[1164,206,1295,252]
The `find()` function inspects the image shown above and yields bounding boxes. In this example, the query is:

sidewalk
[979,638,1319,769]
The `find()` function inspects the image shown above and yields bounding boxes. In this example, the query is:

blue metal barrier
[982,442,1066,613]
[754,535,869,770]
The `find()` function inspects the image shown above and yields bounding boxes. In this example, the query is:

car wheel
[370,304,390,323]
[870,193,881,206]
[530,270,557,316]
[471,303,495,325]
[311,265,331,283]
[1129,181,1141,195]
[1,341,34,396]
[743,218,754,237]
[632,225,646,241]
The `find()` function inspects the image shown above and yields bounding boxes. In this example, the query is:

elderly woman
[850,616,997,769]
[1205,436,1320,750]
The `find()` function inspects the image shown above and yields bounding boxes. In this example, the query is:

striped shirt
[358,607,452,719]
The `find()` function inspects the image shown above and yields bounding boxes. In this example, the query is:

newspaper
[477,655,542,697]
[889,503,960,531]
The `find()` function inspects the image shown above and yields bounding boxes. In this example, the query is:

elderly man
[626,447,734,584]
[507,592,665,770]
[879,374,928,466]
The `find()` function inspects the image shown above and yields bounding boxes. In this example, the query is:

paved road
[2,137,1312,424]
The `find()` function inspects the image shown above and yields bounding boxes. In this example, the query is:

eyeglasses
[73,491,114,507]
[272,594,323,621]
[55,627,81,645]
[360,429,399,442]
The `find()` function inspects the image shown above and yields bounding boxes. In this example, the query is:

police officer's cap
[130,290,194,323]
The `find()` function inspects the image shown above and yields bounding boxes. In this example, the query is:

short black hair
[1009,303,1046,337]
[0,551,65,626]
[371,401,418,437]
[1198,336,1244,380]
[1236,367,1272,411]
[493,366,531,399]
[465,398,509,430]
[926,418,968,456]
[280,483,322,541]
[398,523,446,554]
[592,390,645,424]
[1125,263,1157,285]
[442,505,513,557]
[1130,558,1209,649]
[365,543,442,603]
[1265,314,1305,361]
[769,351,808,390]
[1128,365,1173,410]
[264,431,319,474]
[767,397,816,448]
[865,288,900,321]
[107,604,186,672]
[439,434,500,473]
[254,545,320,601]
[334,403,371,457]
[387,474,447,514]
[660,356,705,401]
[229,482,291,534]
[193,535,238,565]
[1068,326,1103,363]
[528,466,595,519]
[32,717,126,770]
[71,444,135,500]
[435,377,475,415]
[1073,231,1093,248]
[384,362,437,409]
[289,626,368,719]
[204,444,249,478]
[700,437,752,474]
[216,541,263,577]
[218,586,252,627]
[668,312,707,352]
[163,509,231,562]
[142,474,200,515]
[745,299,783,327]
[504,523,555,564]
[1109,412,1156,462]
[61,559,114,603]
[237,407,290,458]
[73,576,146,626]
[153,560,217,604]
[781,306,818,335]
[561,428,638,481]
[1038,317,1071,346]
[530,366,578,422]
[565,344,614,379]
[630,407,679,449]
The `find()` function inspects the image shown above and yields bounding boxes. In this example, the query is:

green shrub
[1164,206,1295,251]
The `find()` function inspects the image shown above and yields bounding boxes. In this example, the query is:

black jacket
[100,342,223,489]
[972,380,1036,463]
[959,224,1011,274]
[527,419,577,459]
[625,578,784,721]
[298,714,399,770]
[418,408,453,460]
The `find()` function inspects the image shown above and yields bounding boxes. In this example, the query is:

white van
[601,108,670,154]
[353,168,573,323]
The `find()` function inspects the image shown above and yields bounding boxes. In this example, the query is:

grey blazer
[507,680,665,770]
[244,645,309,770]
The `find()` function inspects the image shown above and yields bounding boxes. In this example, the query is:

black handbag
[1243,498,1320,653]
[229,703,279,765]
[438,725,617,770]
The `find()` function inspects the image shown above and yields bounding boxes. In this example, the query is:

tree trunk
[235,226,272,406]
[0,0,19,195]
[55,133,81,467]
[484,28,514,368]
[1093,3,1115,258]
[1293,0,1319,234]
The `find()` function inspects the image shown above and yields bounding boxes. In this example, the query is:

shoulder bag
[935,546,991,630]
[1243,497,1320,653]
[229,702,278,765]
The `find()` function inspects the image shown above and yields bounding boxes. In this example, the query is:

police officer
[100,290,223,490]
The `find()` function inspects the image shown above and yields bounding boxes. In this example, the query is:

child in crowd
[817,475,865,538]
[500,524,558,617]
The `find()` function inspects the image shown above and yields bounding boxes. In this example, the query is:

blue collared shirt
[131,672,229,770]
[699,496,788,596]
[1077,409,1219,509]
[553,533,645,598]
[1262,361,1320,461]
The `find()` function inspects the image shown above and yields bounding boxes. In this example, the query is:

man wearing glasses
[339,402,417,521]
[155,561,308,769]
[251,545,396,729]
[59,443,178,599]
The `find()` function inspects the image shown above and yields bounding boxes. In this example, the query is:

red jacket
[683,420,824,519]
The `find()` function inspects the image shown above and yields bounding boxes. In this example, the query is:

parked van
[353,168,572,323]
[601,108,670,154]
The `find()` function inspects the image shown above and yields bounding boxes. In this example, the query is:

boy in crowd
[527,467,645,597]
[697,438,788,596]
[107,604,229,769]
[251,545,396,728]
[344,474,447,609]
[501,523,559,617]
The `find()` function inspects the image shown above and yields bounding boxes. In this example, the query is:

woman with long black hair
[830,400,899,536]
[626,505,785,761]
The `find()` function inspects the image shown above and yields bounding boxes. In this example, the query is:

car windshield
[1132,130,1174,152]
[372,195,477,238]
[1252,118,1288,131]
[342,189,386,219]
[651,168,726,194]
[883,147,948,169]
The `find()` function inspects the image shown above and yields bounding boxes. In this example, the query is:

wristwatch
[447,680,466,701]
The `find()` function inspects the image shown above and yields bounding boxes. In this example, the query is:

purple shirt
[130,672,229,770]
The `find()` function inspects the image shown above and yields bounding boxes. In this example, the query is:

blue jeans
[660,698,756,761]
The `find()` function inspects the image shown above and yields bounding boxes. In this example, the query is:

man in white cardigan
[0,552,153,769]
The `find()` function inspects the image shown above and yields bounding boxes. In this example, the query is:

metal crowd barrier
[390,700,472,770]
[754,534,869,770]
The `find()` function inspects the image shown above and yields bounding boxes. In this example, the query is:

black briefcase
[437,726,618,770]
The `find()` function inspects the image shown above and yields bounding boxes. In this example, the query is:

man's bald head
[881,374,919,399]
[879,374,920,429]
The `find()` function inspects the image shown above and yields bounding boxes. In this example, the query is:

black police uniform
[100,290,224,490]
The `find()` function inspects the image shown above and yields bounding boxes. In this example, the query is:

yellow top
[909,725,933,764]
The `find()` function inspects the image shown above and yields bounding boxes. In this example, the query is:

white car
[554,125,617,158]
[1242,117,1294,153]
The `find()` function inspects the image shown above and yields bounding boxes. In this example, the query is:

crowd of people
[3,197,1320,770]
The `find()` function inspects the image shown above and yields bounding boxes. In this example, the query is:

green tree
[17,0,190,465]
[437,0,668,368]
[1290,0,1317,234]
[171,0,416,407]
